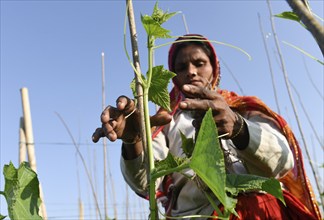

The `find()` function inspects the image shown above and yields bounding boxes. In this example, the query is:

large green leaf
[190,109,237,215]
[226,174,285,205]
[148,65,176,111]
[2,162,42,220]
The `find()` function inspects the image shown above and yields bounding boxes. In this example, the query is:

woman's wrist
[122,133,142,144]
[230,112,249,150]
[122,135,143,160]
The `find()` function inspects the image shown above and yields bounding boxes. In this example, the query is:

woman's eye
[175,64,186,72]
[196,62,204,67]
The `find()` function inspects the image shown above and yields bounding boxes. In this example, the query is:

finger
[182,84,218,99]
[101,106,122,123]
[101,106,112,123]
[179,98,214,111]
[116,96,135,115]
[150,110,172,127]
[92,128,105,143]
[101,122,118,141]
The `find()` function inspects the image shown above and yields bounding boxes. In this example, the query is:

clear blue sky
[1,1,323,219]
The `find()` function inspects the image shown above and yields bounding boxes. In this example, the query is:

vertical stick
[20,87,47,220]
[126,0,147,152]
[19,117,27,164]
[126,0,158,218]
[182,13,189,34]
[102,52,118,219]
[101,52,109,220]
[79,198,84,220]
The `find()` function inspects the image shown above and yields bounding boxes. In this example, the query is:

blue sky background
[1,0,323,219]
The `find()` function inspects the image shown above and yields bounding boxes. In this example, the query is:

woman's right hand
[92,96,141,144]
[92,95,172,144]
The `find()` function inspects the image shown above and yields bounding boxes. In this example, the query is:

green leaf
[154,153,179,174]
[190,109,237,214]
[226,174,285,205]
[275,11,306,28]
[261,178,286,205]
[148,65,176,111]
[151,2,178,25]
[141,15,171,39]
[152,153,190,179]
[275,11,300,22]
[141,2,178,39]
[0,214,6,220]
[2,162,42,220]
[180,131,195,157]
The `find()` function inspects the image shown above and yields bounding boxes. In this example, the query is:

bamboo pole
[20,87,47,220]
[79,198,84,220]
[101,51,109,220]
[126,0,152,217]
[101,52,118,219]
[126,0,147,152]
[19,117,27,164]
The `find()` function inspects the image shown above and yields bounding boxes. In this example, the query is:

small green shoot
[274,11,306,28]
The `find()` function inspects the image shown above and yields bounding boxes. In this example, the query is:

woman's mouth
[190,80,202,86]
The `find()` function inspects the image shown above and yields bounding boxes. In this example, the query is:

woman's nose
[188,65,197,77]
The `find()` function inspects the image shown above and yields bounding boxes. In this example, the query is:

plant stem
[151,162,190,180]
[146,36,158,219]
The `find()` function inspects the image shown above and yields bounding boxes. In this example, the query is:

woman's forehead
[175,45,209,62]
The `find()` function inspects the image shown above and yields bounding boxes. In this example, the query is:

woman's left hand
[179,84,238,138]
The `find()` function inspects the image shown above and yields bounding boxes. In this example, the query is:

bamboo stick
[126,0,147,153]
[101,51,109,220]
[20,87,47,220]
[79,198,84,220]
[102,52,118,219]
[19,117,27,164]
[126,0,154,217]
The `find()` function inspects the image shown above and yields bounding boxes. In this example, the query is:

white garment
[121,110,294,218]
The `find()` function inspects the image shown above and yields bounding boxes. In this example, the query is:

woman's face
[173,44,214,89]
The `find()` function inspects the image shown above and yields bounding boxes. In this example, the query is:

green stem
[151,161,190,180]
[146,35,158,219]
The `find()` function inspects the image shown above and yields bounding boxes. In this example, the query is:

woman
[92,34,321,219]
